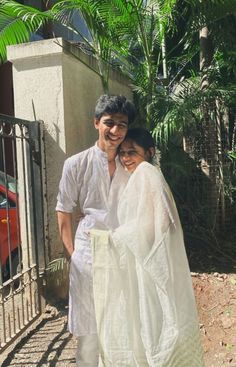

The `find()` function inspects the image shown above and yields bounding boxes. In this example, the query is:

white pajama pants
[76,334,99,367]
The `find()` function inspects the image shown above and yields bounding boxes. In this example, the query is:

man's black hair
[94,95,136,124]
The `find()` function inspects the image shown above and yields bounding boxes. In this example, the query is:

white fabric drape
[91,162,204,366]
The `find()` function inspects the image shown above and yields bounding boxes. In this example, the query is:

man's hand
[57,211,74,260]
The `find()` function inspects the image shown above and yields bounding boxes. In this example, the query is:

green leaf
[0,0,53,63]
[46,257,69,273]
[227,151,236,161]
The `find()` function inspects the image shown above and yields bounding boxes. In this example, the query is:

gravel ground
[1,305,77,367]
[193,272,236,367]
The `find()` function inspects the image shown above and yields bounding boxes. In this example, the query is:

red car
[0,171,20,280]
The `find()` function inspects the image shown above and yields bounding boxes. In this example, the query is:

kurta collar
[94,142,107,159]
[94,142,121,166]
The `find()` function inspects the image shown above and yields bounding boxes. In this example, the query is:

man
[56,95,136,367]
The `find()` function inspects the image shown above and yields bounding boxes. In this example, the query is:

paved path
[1,305,77,367]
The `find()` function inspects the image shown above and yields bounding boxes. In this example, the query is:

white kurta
[56,144,129,336]
[91,161,205,366]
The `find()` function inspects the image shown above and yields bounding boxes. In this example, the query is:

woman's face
[119,139,150,172]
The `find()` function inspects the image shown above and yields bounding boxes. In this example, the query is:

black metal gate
[0,114,45,352]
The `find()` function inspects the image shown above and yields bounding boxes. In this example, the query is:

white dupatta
[91,162,204,367]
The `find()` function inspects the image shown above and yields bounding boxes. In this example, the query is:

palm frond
[46,257,69,273]
[0,0,53,63]
[184,0,236,31]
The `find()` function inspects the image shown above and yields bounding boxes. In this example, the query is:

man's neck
[106,149,117,178]
[97,141,117,177]
[98,144,117,177]
[106,149,117,162]
[97,141,117,162]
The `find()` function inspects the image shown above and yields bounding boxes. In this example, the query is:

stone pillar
[7,38,132,262]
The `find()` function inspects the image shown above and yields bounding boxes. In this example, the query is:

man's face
[94,113,128,152]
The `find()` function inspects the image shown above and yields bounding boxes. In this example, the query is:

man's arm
[57,211,74,260]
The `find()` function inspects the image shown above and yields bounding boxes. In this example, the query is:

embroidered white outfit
[91,161,204,366]
[56,144,129,336]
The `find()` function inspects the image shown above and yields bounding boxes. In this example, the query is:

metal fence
[0,114,45,352]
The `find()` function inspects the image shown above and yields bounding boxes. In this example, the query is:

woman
[91,128,204,367]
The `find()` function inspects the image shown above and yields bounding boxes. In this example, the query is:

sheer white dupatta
[91,162,204,367]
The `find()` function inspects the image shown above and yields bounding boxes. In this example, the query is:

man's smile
[106,134,121,141]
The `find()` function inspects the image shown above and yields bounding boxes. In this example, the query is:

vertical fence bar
[21,291,25,327]
[12,292,16,336]
[11,130,22,284]
[27,121,46,316]
[0,292,6,345]
[17,307,20,331]
[20,124,31,271]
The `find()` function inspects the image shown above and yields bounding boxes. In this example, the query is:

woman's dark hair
[125,127,156,151]
[94,95,136,124]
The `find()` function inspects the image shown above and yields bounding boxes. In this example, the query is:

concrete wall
[7,38,132,261]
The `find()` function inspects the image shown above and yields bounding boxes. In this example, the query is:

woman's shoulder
[135,161,161,177]
[131,161,163,189]
[134,162,174,204]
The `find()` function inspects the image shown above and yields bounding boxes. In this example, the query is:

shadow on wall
[43,129,67,262]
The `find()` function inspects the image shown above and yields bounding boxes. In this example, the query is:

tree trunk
[199,26,223,230]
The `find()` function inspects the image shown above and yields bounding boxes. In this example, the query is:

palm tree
[159,0,236,231]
